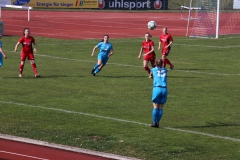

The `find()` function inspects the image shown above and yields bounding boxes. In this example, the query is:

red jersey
[159,33,173,49]
[18,36,35,54]
[142,40,155,55]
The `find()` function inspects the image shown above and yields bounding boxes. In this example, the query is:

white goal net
[186,0,240,38]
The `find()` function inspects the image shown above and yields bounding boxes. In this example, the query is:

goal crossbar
[0,4,33,21]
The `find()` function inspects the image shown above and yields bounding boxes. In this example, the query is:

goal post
[0,4,32,21]
[181,0,201,37]
[182,0,240,38]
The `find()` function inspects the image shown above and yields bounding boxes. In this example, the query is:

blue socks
[152,108,163,124]
[94,68,101,74]
[93,63,99,69]
[157,109,163,123]
[93,63,102,75]
[152,108,158,124]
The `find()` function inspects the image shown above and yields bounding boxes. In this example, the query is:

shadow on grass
[176,122,240,128]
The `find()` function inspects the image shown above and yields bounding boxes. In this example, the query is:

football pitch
[0,35,240,160]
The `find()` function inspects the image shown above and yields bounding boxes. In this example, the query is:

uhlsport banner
[10,0,98,8]
[98,0,168,10]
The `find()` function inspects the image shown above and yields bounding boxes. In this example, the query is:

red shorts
[144,53,156,66]
[162,48,170,56]
[21,52,35,61]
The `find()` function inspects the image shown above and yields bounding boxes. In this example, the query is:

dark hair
[104,34,109,38]
[145,32,152,37]
[100,34,109,42]
[23,28,30,36]
[155,58,163,67]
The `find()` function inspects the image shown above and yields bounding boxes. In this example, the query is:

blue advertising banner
[98,0,168,10]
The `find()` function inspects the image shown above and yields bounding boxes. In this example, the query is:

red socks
[163,58,173,68]
[19,63,38,75]
[31,63,38,75]
[19,64,24,74]
[144,66,151,74]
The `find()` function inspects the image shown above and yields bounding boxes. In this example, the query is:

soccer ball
[147,21,157,30]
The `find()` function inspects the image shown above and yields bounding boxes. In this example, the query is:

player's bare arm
[158,42,161,50]
[91,46,98,57]
[33,42,37,53]
[166,41,173,48]
[150,72,153,79]
[14,42,20,52]
[138,47,143,59]
[147,46,154,55]
[0,48,7,59]
[108,50,114,57]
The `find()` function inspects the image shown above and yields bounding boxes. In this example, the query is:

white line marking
[174,43,240,48]
[5,50,239,76]
[35,54,240,76]
[1,100,240,143]
[0,150,49,160]
[174,69,240,76]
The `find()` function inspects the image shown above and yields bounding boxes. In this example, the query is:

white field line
[34,53,240,76]
[0,150,49,160]
[35,41,240,48]
[5,50,240,76]
[1,100,240,143]
[174,43,240,48]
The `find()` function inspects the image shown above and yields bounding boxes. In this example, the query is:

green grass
[0,35,240,160]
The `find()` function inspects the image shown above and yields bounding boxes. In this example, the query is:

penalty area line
[1,100,240,143]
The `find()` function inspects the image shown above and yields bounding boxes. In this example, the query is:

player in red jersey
[138,32,156,78]
[14,28,40,78]
[158,27,174,69]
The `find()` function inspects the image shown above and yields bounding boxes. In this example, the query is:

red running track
[0,139,113,160]
[0,135,139,160]
[0,10,192,39]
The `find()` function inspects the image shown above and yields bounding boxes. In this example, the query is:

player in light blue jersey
[0,32,7,67]
[91,35,114,76]
[149,58,168,128]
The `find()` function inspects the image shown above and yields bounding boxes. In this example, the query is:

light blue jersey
[97,41,113,57]
[151,67,168,104]
[97,41,113,66]
[0,40,2,66]
[151,67,168,87]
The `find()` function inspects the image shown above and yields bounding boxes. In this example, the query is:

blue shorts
[98,54,109,66]
[152,87,168,104]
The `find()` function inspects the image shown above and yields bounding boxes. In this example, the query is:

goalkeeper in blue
[149,58,168,128]
[91,34,114,76]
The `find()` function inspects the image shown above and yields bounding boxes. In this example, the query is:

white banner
[233,0,240,9]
